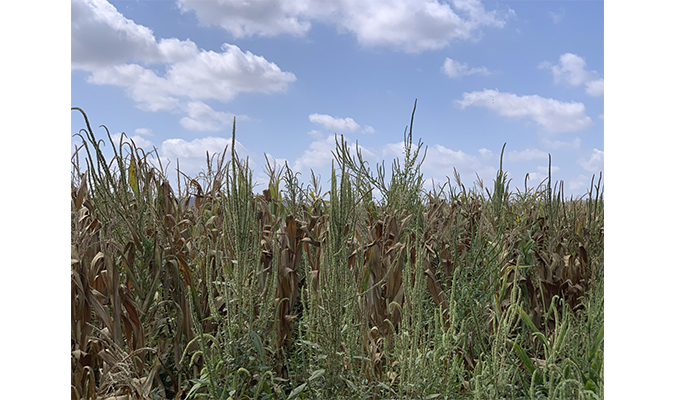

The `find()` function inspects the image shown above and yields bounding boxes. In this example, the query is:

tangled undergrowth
[71,104,603,400]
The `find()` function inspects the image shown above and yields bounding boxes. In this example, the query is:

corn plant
[72,105,603,400]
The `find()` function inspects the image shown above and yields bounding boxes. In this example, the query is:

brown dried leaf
[86,289,112,333]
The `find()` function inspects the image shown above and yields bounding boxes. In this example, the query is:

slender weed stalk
[72,106,603,400]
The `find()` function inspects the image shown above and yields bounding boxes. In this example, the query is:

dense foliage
[71,106,603,400]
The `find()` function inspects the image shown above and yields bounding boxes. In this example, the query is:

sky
[71,0,604,199]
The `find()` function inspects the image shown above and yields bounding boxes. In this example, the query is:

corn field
[71,105,603,400]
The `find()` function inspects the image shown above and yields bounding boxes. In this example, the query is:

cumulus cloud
[307,129,323,139]
[505,148,549,162]
[382,141,417,158]
[293,134,377,173]
[383,141,494,188]
[72,0,296,112]
[441,58,491,78]
[579,148,604,172]
[86,64,181,112]
[539,53,604,97]
[425,144,482,170]
[161,137,233,160]
[156,136,252,177]
[134,127,153,136]
[478,148,493,159]
[176,0,514,53]
[309,113,373,133]
[179,101,244,132]
[176,0,314,38]
[333,0,511,53]
[455,89,594,133]
[71,0,163,68]
[585,79,604,97]
[164,44,296,102]
[293,135,339,173]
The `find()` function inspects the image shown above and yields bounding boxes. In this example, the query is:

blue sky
[71,0,604,198]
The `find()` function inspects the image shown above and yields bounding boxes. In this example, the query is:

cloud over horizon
[70,0,603,199]
[456,89,594,133]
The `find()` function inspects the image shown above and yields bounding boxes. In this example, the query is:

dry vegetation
[71,104,603,400]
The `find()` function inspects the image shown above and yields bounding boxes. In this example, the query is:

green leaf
[287,383,307,400]
[585,379,599,394]
[186,380,205,399]
[509,339,544,386]
[518,305,541,336]
[344,378,359,393]
[250,330,264,359]
[588,324,604,362]
[509,339,536,375]
[308,369,325,381]
[584,388,601,400]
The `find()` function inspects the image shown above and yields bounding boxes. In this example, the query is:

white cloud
[71,0,163,68]
[309,113,373,133]
[548,7,565,24]
[307,129,323,139]
[478,148,493,159]
[177,0,314,38]
[134,127,153,136]
[293,135,339,173]
[539,53,604,97]
[382,140,419,158]
[86,64,181,112]
[441,58,491,78]
[585,78,604,97]
[383,141,494,188]
[161,137,233,160]
[157,136,252,178]
[309,113,360,132]
[505,148,549,162]
[72,0,296,111]
[165,44,296,102]
[542,137,582,150]
[425,144,482,170]
[579,148,604,172]
[293,134,377,174]
[332,0,511,53]
[179,101,244,132]
[176,0,514,53]
[455,89,594,133]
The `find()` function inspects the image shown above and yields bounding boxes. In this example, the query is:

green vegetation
[71,104,603,400]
